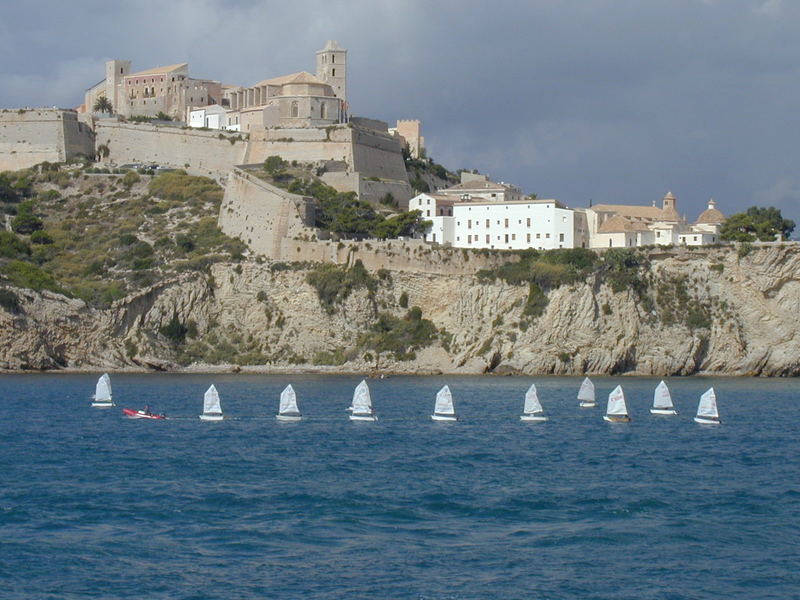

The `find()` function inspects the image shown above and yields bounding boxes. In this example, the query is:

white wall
[452,201,574,250]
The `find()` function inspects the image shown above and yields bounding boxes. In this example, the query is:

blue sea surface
[1,374,798,599]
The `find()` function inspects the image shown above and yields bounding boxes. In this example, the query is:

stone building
[82,61,220,120]
[221,41,347,131]
[389,120,425,158]
[586,193,726,248]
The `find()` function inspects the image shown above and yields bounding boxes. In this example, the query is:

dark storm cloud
[2,0,799,226]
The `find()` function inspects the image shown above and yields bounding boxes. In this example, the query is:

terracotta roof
[660,207,681,222]
[591,204,665,220]
[441,180,518,193]
[696,200,726,224]
[598,215,650,233]
[254,71,327,88]
[129,63,188,77]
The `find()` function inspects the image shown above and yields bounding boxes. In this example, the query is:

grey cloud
[1,0,799,228]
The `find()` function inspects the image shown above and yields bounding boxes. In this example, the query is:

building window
[527,233,531,243]
[505,234,509,243]
[559,233,564,242]
[467,235,471,243]
[536,233,541,239]
[332,68,336,76]
[512,234,516,240]
[291,101,299,117]
[468,220,472,229]
[427,210,430,217]
[485,219,489,228]
[486,234,490,243]
[546,233,551,239]
[504,218,509,228]
[609,239,613,247]
[527,218,531,227]
[448,209,452,216]
[321,103,327,119]
[332,55,335,64]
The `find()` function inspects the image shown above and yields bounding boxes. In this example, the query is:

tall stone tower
[104,59,131,114]
[316,40,347,106]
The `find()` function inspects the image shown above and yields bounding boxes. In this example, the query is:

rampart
[95,121,248,178]
[218,167,506,276]
[219,168,318,257]
[0,109,94,171]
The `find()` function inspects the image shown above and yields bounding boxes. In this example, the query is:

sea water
[1,374,798,599]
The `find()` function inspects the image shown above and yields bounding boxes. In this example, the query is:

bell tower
[316,40,347,106]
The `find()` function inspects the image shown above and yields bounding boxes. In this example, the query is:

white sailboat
[199,384,224,421]
[694,387,720,424]
[520,383,548,422]
[651,380,677,415]
[604,385,631,422]
[349,380,377,422]
[577,377,596,408]
[431,385,458,421]
[276,384,302,422]
[91,373,114,407]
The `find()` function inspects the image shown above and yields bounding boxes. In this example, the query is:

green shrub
[2,260,64,294]
[399,291,409,308]
[0,288,22,313]
[11,201,44,234]
[523,282,548,317]
[160,315,188,344]
[709,263,725,273]
[359,307,438,361]
[737,242,753,259]
[306,260,377,312]
[29,230,53,245]
[0,231,31,259]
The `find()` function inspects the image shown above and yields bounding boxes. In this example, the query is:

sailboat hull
[199,414,224,421]
[694,416,720,424]
[520,414,548,422]
[603,415,631,423]
[579,402,596,408]
[349,413,377,422]
[431,413,457,421]
[91,401,114,408]
[276,414,302,422]
[122,408,165,419]
[651,408,678,415]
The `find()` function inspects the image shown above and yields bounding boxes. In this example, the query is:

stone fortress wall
[218,167,504,276]
[95,120,248,178]
[0,109,94,171]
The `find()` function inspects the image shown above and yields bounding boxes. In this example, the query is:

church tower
[104,59,131,114]
[316,40,347,106]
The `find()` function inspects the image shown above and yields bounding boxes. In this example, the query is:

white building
[408,193,455,244]
[452,199,575,250]
[436,177,523,203]
[586,193,726,248]
[187,104,239,131]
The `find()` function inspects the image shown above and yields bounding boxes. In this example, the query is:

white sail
[606,385,628,417]
[653,380,673,410]
[523,384,543,415]
[351,380,372,415]
[577,377,595,403]
[434,385,455,416]
[94,373,112,402]
[278,384,300,416]
[696,388,719,420]
[203,384,222,415]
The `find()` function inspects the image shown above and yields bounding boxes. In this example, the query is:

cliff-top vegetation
[0,163,245,306]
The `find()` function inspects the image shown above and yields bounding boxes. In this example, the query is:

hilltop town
[1,41,798,375]
[1,40,735,261]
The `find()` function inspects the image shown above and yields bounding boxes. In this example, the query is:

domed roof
[696,199,726,224]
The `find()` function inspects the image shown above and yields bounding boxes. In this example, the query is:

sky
[1,0,799,226]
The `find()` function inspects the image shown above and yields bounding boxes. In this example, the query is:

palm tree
[93,95,113,115]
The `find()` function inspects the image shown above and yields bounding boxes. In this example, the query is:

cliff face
[1,245,799,376]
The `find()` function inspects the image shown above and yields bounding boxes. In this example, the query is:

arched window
[291,101,299,118]
[332,69,336,77]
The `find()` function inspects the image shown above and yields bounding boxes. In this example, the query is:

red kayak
[122,408,166,420]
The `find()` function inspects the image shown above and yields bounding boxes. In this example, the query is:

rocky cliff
[1,244,798,376]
